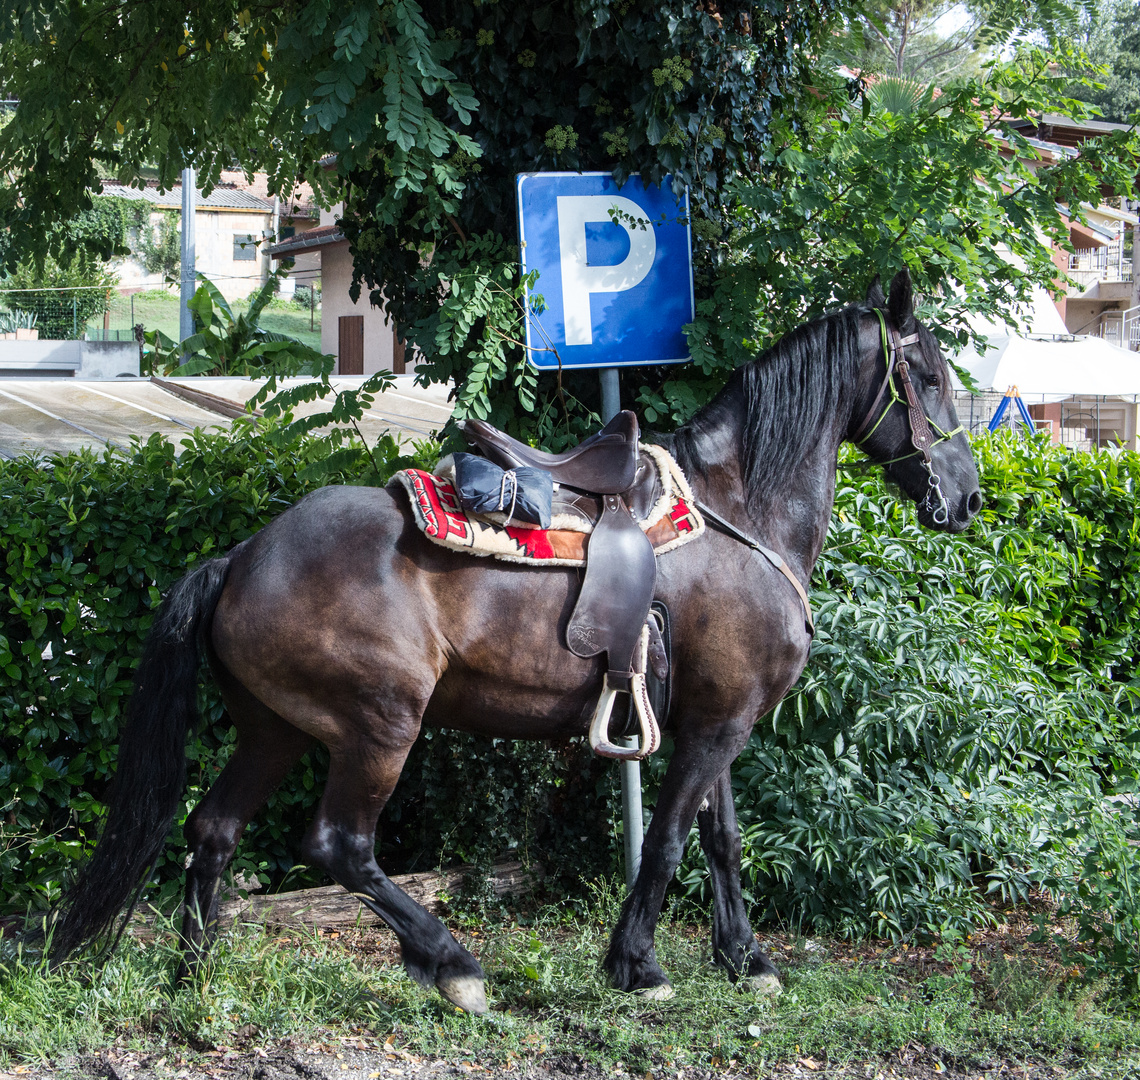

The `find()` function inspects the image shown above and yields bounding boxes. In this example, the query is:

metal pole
[598,366,645,889]
[180,166,197,353]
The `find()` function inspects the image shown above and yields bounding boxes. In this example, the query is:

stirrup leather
[588,625,661,761]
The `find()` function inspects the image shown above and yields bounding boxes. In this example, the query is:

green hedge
[0,424,614,916]
[3,428,1140,963]
[669,434,1140,942]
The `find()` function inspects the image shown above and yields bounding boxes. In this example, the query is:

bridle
[850,309,963,527]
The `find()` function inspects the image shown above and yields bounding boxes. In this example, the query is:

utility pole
[599,366,645,890]
[179,166,197,354]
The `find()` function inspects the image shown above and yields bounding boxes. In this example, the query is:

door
[338,315,364,374]
[392,325,406,374]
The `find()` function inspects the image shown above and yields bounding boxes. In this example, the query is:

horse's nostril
[967,490,983,516]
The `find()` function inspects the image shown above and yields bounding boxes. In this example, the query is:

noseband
[851,310,962,526]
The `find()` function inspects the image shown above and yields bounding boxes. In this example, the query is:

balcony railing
[1096,304,1140,349]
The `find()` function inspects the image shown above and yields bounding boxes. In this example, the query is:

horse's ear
[887,269,916,330]
[866,276,887,308]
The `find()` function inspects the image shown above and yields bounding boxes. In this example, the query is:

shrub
[0,423,612,915]
[3,428,1140,975]
[668,433,1140,944]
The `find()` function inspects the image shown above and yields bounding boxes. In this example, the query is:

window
[233,233,258,261]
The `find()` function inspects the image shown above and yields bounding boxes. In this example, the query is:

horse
[48,270,981,1014]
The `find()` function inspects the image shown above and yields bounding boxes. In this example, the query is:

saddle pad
[391,443,705,568]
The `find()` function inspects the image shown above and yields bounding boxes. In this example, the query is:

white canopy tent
[952,285,1140,401]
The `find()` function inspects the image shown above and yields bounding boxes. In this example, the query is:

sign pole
[599,366,645,890]
[179,166,197,361]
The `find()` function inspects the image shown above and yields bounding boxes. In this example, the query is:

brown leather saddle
[458,411,662,760]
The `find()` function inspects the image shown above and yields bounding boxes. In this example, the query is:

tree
[628,47,1138,429]
[827,1,1095,81]
[0,1,842,443]
[1062,0,1140,121]
[145,270,328,377]
[1,1,1136,453]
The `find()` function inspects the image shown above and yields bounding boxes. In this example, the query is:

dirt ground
[2,1043,1093,1080]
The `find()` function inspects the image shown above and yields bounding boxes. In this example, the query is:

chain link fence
[0,278,322,350]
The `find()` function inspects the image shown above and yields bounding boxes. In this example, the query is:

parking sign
[516,172,693,369]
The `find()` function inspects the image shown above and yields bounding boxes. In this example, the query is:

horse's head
[850,270,982,533]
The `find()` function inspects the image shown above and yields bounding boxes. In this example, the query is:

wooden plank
[152,377,264,420]
[215,861,539,928]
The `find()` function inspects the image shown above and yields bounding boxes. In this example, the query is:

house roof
[268,225,345,257]
[1070,222,1108,248]
[100,183,276,212]
[216,170,319,219]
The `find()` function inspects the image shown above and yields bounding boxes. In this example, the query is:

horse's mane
[672,304,871,506]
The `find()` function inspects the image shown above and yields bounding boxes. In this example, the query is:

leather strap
[891,327,936,463]
[695,500,813,636]
[850,314,921,446]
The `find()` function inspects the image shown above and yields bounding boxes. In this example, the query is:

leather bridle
[851,310,963,527]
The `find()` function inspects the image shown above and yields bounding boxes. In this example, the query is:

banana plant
[144,267,332,378]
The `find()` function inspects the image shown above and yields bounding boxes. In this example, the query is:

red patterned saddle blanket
[390,443,704,567]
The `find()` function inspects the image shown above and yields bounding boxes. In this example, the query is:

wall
[116,209,273,302]
[0,340,140,378]
[319,241,400,375]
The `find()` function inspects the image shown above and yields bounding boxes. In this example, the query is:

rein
[847,310,963,526]
[694,499,814,637]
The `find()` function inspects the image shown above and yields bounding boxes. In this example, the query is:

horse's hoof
[437,976,488,1015]
[636,983,675,1001]
[746,973,782,997]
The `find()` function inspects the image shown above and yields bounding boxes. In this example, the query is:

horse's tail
[49,555,234,961]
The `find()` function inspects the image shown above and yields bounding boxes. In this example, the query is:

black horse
[50,271,980,1013]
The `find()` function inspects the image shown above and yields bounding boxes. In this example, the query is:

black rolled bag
[451,452,554,529]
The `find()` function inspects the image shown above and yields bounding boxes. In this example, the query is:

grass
[94,288,323,352]
[3,890,1140,1077]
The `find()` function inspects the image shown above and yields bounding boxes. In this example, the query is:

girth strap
[695,500,814,636]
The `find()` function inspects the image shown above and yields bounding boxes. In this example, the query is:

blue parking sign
[516,172,693,370]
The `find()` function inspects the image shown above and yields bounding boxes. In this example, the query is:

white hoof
[746,973,782,997]
[437,976,488,1014]
[636,983,675,1001]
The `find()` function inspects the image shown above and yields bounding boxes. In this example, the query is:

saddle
[459,412,662,761]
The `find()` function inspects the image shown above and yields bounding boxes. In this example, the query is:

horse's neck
[683,399,844,585]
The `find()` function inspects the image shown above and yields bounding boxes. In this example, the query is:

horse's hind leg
[177,687,314,980]
[696,769,781,993]
[301,737,488,1015]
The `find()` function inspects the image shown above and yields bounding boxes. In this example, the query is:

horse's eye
[925,373,940,390]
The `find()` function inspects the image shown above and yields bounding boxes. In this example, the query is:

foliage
[134,210,181,279]
[144,270,327,378]
[650,47,1140,430]
[60,196,148,263]
[5,425,1140,994]
[344,0,834,445]
[0,254,117,339]
[1060,0,1140,122]
[0,308,35,332]
[1034,790,1140,995]
[826,1,1089,81]
[0,0,839,447]
[664,434,1140,952]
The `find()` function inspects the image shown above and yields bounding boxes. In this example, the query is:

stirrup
[588,625,661,761]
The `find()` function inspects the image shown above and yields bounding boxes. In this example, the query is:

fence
[954,389,1140,452]
[0,278,322,350]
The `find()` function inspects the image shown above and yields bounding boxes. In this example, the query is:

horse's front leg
[696,768,781,993]
[604,726,749,997]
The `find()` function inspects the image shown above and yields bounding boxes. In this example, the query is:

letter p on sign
[516,172,693,370]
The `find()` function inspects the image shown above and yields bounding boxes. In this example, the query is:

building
[268,204,408,376]
[1006,114,1140,348]
[100,179,319,303]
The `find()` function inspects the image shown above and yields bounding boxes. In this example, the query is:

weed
[3,901,1140,1073]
